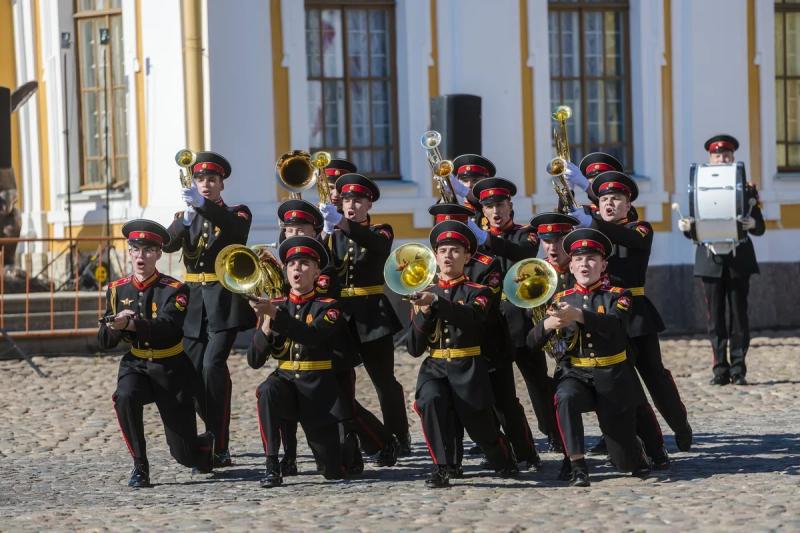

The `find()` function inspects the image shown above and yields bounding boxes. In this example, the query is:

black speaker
[0,88,11,168]
[429,94,481,159]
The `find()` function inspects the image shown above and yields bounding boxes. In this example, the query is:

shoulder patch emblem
[473,295,488,309]
[377,226,393,240]
[616,295,631,311]
[486,271,501,289]
[175,293,188,311]
[236,210,250,220]
[634,224,650,237]
[474,252,493,265]
[324,308,340,323]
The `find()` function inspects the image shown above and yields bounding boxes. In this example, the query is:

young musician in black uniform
[323,158,357,210]
[320,174,410,451]
[164,152,256,466]
[573,172,692,453]
[408,220,518,488]
[528,228,651,486]
[678,135,766,385]
[247,236,359,487]
[100,220,214,488]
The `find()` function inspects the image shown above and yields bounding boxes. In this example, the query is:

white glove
[677,217,693,232]
[565,161,590,192]
[320,203,343,227]
[467,218,488,245]
[182,206,196,227]
[323,219,335,235]
[181,183,205,208]
[450,177,470,199]
[570,207,594,228]
[737,216,756,231]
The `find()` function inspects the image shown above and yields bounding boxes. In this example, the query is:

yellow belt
[278,360,333,371]
[339,285,384,297]
[130,342,184,360]
[184,272,218,283]
[629,286,645,296]
[430,346,481,359]
[570,351,627,368]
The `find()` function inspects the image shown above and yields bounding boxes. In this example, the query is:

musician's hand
[109,309,136,330]
[320,203,343,227]
[549,302,583,324]
[409,291,437,307]
[569,207,593,228]
[451,178,470,199]
[249,297,277,319]
[323,219,335,235]
[467,218,488,245]
[678,217,693,232]
[182,206,196,227]
[260,315,272,335]
[543,315,569,332]
[181,183,205,208]
[737,215,756,231]
[565,161,590,191]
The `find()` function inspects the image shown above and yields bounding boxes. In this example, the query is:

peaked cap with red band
[428,203,475,224]
[122,219,171,248]
[704,134,739,154]
[452,154,496,180]
[191,151,232,179]
[472,177,517,205]
[590,171,639,203]
[335,173,381,202]
[278,235,329,269]
[529,212,579,239]
[562,228,613,257]
[429,220,478,254]
[277,199,324,228]
[324,158,357,182]
[579,152,623,179]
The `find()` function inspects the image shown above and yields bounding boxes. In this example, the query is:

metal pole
[61,32,74,284]
[100,29,111,278]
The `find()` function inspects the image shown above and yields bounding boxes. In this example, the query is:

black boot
[557,456,572,481]
[586,437,607,456]
[709,374,730,386]
[651,447,670,470]
[376,436,399,467]
[396,432,412,456]
[213,450,232,468]
[128,462,151,488]
[569,458,590,487]
[675,422,693,452]
[447,464,464,479]
[280,456,298,476]
[547,436,564,454]
[520,446,543,472]
[193,431,215,474]
[731,374,748,385]
[260,457,283,488]
[425,465,450,488]
[632,456,652,478]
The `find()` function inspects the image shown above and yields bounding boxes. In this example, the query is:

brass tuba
[549,106,581,214]
[214,244,285,299]
[175,149,196,189]
[420,131,457,204]
[383,243,437,296]
[275,150,332,203]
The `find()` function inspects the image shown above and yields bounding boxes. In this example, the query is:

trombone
[548,106,581,214]
[420,131,457,204]
[275,150,332,204]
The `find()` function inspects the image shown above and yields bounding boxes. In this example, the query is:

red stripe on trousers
[552,393,570,458]
[412,400,437,464]
[112,397,136,459]
[255,389,268,455]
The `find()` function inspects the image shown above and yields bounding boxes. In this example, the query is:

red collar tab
[284,210,315,223]
[289,288,317,304]
[213,198,225,206]
[489,219,514,236]
[128,230,163,245]
[537,222,573,235]
[547,258,568,274]
[436,230,470,249]
[286,245,320,262]
[598,181,631,197]
[575,278,604,294]
[435,213,469,223]
[193,161,225,176]
[341,183,373,200]
[132,271,159,290]
[437,274,466,289]
[457,164,489,176]
[586,162,614,175]
[479,187,510,201]
[616,217,629,226]
[708,140,735,153]
[569,238,605,254]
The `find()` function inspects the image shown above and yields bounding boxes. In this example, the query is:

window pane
[323,80,345,147]
[548,11,561,76]
[787,12,800,75]
[306,9,322,77]
[113,88,128,158]
[777,80,786,141]
[604,11,623,76]
[351,149,372,174]
[371,80,391,146]
[308,80,323,147]
[788,80,800,141]
[373,148,391,174]
[560,11,580,77]
[584,11,603,76]
[321,9,343,77]
[115,156,129,186]
[347,9,368,77]
[369,9,390,77]
[82,91,100,158]
[777,142,787,167]
[586,80,604,144]
[606,80,624,142]
[349,80,370,147]
[78,20,98,88]
[788,144,800,166]
[562,80,582,145]
[776,12,785,77]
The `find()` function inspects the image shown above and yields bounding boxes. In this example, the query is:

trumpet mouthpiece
[671,202,680,211]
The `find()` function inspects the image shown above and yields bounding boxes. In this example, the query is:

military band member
[528,228,650,486]
[678,135,765,386]
[247,236,359,487]
[319,174,410,452]
[448,154,497,214]
[100,220,214,488]
[408,221,518,487]
[323,158,357,209]
[164,151,256,467]
[577,172,692,453]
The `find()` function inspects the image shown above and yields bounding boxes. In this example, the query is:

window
[74,0,129,190]
[305,1,400,178]
[548,0,632,169]
[775,0,800,171]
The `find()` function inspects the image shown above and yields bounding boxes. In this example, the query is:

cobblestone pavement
[2,332,799,532]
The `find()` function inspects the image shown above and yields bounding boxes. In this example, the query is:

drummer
[678,134,765,386]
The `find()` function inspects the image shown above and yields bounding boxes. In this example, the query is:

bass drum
[688,161,746,255]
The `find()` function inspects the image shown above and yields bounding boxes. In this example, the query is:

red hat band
[287,246,320,261]
[341,183,373,200]
[128,230,163,245]
[479,187,510,200]
[586,162,614,175]
[708,141,735,153]
[436,230,470,249]
[457,164,489,176]
[569,239,605,255]
[284,210,315,223]
[598,181,631,197]
[192,161,225,175]
[435,214,469,223]
[537,223,573,235]
[325,168,343,178]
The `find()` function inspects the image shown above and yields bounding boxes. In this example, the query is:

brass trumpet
[214,244,285,299]
[275,150,332,204]
[420,131,457,204]
[175,149,196,189]
[549,106,581,214]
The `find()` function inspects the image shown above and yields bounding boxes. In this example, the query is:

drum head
[689,162,746,249]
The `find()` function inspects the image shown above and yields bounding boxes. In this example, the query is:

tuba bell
[383,243,437,296]
[214,244,285,299]
[275,149,332,203]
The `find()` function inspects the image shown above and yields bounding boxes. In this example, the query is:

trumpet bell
[435,159,454,177]
[175,149,196,168]
[215,244,263,295]
[502,258,559,309]
[547,157,567,176]
[276,150,317,193]
[311,151,332,169]
[552,105,572,122]
[420,130,442,150]
[384,243,437,296]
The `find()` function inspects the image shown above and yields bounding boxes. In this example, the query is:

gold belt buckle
[342,287,354,297]
[443,348,451,361]
[293,361,300,371]
[147,349,154,361]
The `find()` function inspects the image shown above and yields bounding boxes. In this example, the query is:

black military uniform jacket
[407,276,495,411]
[98,272,189,358]
[590,217,664,337]
[527,281,643,410]
[165,199,256,337]
[684,183,766,278]
[246,290,348,427]
[329,219,402,343]
[479,222,540,348]
[464,251,511,365]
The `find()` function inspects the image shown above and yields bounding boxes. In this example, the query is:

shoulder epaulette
[554,288,576,300]
[317,297,336,303]
[158,275,183,289]
[465,281,486,289]
[108,276,131,288]
[602,286,624,293]
[473,252,493,265]
[271,297,287,303]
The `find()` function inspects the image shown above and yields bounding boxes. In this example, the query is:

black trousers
[630,333,689,435]
[360,335,409,440]
[554,377,645,472]
[256,375,345,480]
[701,274,751,378]
[514,346,558,440]
[112,354,205,469]
[414,378,513,469]
[489,361,537,462]
[184,327,238,454]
